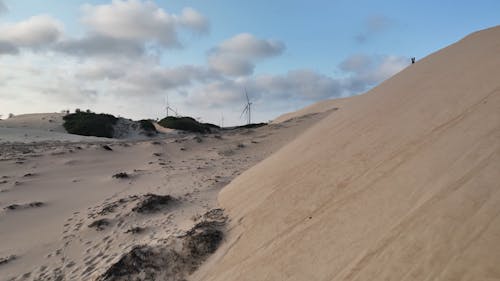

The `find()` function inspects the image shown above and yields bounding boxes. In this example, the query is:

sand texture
[1,25,499,281]
[193,26,500,281]
[0,111,327,280]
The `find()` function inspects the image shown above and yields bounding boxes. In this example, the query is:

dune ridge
[193,26,500,281]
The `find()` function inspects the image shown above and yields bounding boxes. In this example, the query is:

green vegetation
[158,116,220,133]
[231,123,267,130]
[63,112,118,138]
[139,119,157,136]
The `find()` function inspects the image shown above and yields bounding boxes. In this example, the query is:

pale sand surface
[0,113,66,133]
[0,110,327,280]
[0,113,108,143]
[0,113,167,143]
[2,25,499,281]
[193,26,500,280]
[272,97,347,124]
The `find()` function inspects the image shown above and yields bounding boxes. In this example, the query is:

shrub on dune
[158,116,219,133]
[63,112,118,138]
[139,119,158,136]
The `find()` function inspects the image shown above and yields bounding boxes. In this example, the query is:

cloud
[81,0,208,48]
[208,55,255,77]
[356,15,394,43]
[216,33,285,58]
[188,55,408,109]
[0,15,63,48]
[340,54,408,92]
[186,70,343,109]
[339,54,373,73]
[111,65,217,95]
[67,56,221,99]
[0,41,18,55]
[366,15,392,33]
[208,33,285,76]
[0,0,7,14]
[0,53,99,107]
[177,7,210,34]
[55,34,145,58]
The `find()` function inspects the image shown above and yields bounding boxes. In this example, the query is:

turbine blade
[245,88,250,103]
[240,105,249,118]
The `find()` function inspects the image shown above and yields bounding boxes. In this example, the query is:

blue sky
[0,0,498,125]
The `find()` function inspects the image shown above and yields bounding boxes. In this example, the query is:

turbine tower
[240,88,252,125]
[165,95,178,117]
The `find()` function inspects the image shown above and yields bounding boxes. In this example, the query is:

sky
[0,0,498,125]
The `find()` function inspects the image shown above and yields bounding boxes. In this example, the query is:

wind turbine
[165,94,179,117]
[240,88,252,125]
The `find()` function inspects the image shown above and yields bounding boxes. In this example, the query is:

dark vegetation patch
[102,145,113,151]
[158,116,219,133]
[228,122,267,130]
[94,196,140,218]
[97,209,226,281]
[63,112,118,138]
[112,172,129,179]
[0,255,16,266]
[4,202,44,210]
[88,218,111,231]
[132,194,176,213]
[139,119,158,136]
[125,226,145,234]
[183,224,223,259]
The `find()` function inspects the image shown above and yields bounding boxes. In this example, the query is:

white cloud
[208,55,254,77]
[340,54,408,91]
[188,55,408,110]
[72,57,219,94]
[55,34,145,58]
[356,15,394,43]
[0,0,6,14]
[81,0,208,48]
[0,3,408,125]
[177,7,210,34]
[339,54,373,73]
[1,52,408,125]
[0,15,63,48]
[186,69,342,110]
[0,41,18,55]
[109,64,217,95]
[208,33,285,76]
[216,33,285,58]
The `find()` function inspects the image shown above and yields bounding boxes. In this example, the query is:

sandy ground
[0,113,108,143]
[3,25,498,281]
[0,110,327,280]
[0,113,66,133]
[193,26,500,281]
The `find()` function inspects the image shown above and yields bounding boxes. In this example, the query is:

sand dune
[1,25,498,281]
[193,26,500,280]
[0,113,162,143]
[0,113,66,133]
[0,110,327,280]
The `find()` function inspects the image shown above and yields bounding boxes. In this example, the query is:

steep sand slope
[272,97,346,124]
[195,26,500,281]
